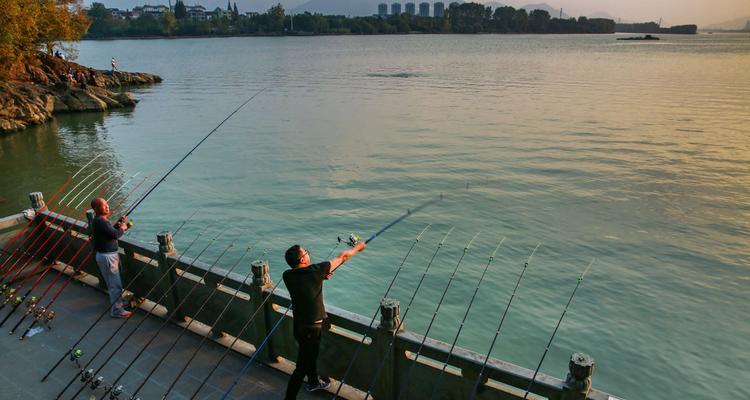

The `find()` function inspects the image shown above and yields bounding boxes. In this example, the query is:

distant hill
[520,3,569,19]
[704,16,750,30]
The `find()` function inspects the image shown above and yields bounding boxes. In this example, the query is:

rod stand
[561,352,595,400]
[378,299,402,333]
[29,192,46,211]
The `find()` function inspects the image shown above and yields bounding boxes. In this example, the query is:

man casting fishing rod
[282,241,366,399]
[90,197,131,318]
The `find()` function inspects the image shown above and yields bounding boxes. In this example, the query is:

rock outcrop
[0,53,161,133]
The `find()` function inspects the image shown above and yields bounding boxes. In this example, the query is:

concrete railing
[0,192,617,400]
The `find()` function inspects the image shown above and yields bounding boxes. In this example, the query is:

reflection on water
[1,34,749,400]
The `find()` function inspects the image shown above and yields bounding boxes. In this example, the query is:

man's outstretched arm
[329,242,366,274]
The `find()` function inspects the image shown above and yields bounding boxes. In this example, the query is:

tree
[493,6,515,32]
[267,3,285,32]
[36,0,91,55]
[528,9,550,32]
[233,2,239,20]
[87,2,114,37]
[174,0,187,19]
[0,0,40,77]
[161,12,177,36]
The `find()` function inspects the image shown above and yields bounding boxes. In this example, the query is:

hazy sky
[89,0,750,26]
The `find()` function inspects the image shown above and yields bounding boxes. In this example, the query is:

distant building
[186,5,206,21]
[419,2,429,17]
[142,4,169,16]
[378,3,388,16]
[391,2,401,16]
[434,2,445,17]
[405,2,415,15]
[246,11,259,18]
[745,20,750,31]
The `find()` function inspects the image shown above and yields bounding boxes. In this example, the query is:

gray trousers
[95,252,126,315]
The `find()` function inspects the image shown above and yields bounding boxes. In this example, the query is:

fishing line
[469,243,541,400]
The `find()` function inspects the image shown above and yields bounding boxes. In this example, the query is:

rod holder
[378,298,402,333]
[251,260,271,288]
[157,231,176,255]
[29,192,45,211]
[561,352,595,400]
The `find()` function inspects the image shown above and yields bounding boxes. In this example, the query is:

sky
[87,0,750,26]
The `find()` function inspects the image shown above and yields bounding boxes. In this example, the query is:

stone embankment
[0,53,161,133]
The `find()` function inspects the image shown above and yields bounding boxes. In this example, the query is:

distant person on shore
[90,197,131,318]
[111,57,118,73]
[282,241,366,399]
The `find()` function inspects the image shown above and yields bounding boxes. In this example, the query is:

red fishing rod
[2,167,111,281]
[0,171,122,315]
[0,175,144,329]
[0,167,108,277]
[13,178,153,338]
[54,228,221,400]
[39,208,199,383]
[0,153,107,269]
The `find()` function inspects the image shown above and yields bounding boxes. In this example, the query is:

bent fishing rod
[53,227,218,399]
[523,259,595,399]
[469,244,541,400]
[122,88,266,219]
[429,237,505,400]
[0,167,111,278]
[396,232,481,400]
[127,244,261,400]
[0,173,136,327]
[0,152,107,267]
[94,240,238,400]
[361,228,453,400]
[332,225,432,399]
[216,243,340,400]
[14,179,155,338]
[40,208,200,383]
[186,242,341,400]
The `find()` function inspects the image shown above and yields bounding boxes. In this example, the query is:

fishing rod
[365,227,455,400]
[0,167,110,277]
[13,179,156,338]
[0,174,140,328]
[186,243,341,400]
[0,172,135,293]
[429,237,505,400]
[218,202,443,400]
[469,244,541,400]
[0,172,125,318]
[50,226,214,399]
[332,225,432,399]
[95,240,239,400]
[0,152,106,267]
[396,232,481,400]
[214,243,341,400]
[523,259,595,400]
[122,88,266,219]
[127,244,261,400]
[161,245,270,399]
[60,232,227,400]
[40,208,200,383]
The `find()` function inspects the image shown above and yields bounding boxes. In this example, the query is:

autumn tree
[0,0,41,75]
[36,0,91,55]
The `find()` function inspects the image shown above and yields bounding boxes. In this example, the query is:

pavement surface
[0,262,330,400]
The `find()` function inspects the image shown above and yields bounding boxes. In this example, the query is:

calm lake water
[1,34,748,399]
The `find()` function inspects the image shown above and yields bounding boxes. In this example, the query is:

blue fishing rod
[218,196,442,400]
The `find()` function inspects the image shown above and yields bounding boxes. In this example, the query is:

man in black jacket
[282,241,366,399]
[90,197,131,318]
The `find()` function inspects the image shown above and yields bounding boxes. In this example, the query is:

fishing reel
[109,385,124,399]
[337,233,361,248]
[81,368,95,383]
[25,295,39,309]
[10,294,24,306]
[69,348,84,368]
[2,287,16,303]
[90,375,104,390]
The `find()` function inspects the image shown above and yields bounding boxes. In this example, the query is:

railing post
[156,231,183,322]
[373,298,402,400]
[561,353,595,400]
[29,192,46,212]
[249,259,274,362]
